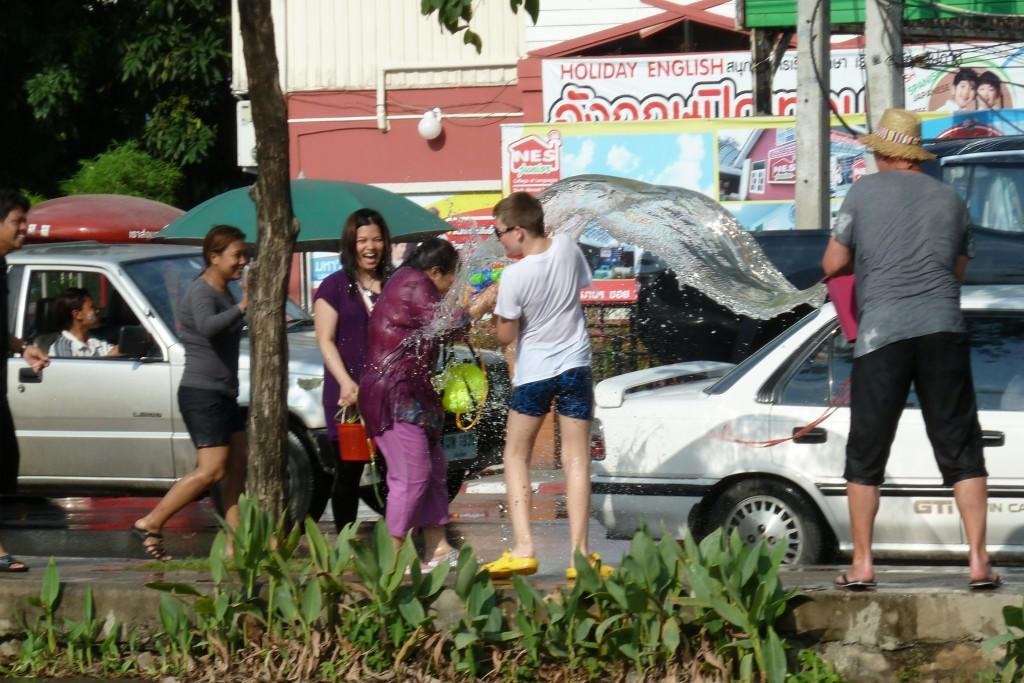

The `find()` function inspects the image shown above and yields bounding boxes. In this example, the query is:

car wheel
[210,430,322,525]
[306,466,332,523]
[707,479,828,565]
[284,430,318,525]
[358,458,467,516]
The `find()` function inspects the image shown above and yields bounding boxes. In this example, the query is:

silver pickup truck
[4,242,508,522]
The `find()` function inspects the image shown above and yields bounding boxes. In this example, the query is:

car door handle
[982,430,1005,448]
[792,427,827,444]
[18,367,42,384]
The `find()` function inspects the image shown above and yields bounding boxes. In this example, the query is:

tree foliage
[59,141,183,205]
[3,0,242,205]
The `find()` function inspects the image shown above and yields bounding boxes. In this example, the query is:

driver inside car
[47,288,121,358]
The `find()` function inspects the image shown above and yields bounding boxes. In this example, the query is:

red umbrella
[26,194,184,244]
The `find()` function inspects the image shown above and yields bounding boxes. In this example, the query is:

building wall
[288,85,517,189]
[232,0,527,93]
[525,0,662,51]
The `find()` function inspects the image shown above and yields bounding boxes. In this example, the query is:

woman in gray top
[132,225,249,561]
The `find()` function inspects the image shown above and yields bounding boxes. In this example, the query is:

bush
[59,140,182,205]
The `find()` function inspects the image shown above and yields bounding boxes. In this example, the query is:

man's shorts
[510,366,594,420]
[178,386,246,449]
[845,332,986,487]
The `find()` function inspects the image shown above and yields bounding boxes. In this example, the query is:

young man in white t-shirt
[480,191,611,580]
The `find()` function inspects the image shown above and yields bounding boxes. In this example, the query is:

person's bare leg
[504,410,546,558]
[136,445,230,538]
[558,414,592,558]
[423,525,454,561]
[953,476,993,581]
[219,431,247,532]
[843,482,879,582]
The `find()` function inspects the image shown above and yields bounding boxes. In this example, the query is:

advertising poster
[426,192,502,250]
[542,43,1024,123]
[502,116,879,234]
[922,108,1024,139]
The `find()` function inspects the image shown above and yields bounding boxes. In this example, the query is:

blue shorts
[178,386,245,449]
[510,366,594,420]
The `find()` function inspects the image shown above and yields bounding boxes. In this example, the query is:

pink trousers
[374,422,449,538]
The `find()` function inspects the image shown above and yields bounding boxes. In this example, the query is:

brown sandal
[131,525,172,561]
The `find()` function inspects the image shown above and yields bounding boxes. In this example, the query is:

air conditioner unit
[236,100,257,170]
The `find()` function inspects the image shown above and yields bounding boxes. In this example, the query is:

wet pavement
[0,468,1021,590]
[0,467,631,582]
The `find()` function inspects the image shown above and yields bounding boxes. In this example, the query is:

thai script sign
[543,44,1024,122]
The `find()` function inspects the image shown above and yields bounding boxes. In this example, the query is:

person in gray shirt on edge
[132,225,249,561]
[822,108,997,591]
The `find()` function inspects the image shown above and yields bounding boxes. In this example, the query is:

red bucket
[336,408,373,462]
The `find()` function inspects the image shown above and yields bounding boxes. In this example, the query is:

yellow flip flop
[481,550,538,579]
[566,552,614,580]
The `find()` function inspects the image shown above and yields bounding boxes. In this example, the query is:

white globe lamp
[418,108,443,141]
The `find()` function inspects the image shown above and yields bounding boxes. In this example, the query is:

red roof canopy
[26,194,184,244]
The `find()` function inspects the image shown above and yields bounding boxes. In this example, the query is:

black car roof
[925,135,1024,160]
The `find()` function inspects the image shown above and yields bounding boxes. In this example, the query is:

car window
[124,254,204,334]
[779,329,853,406]
[777,312,1024,411]
[705,307,820,395]
[124,254,311,335]
[23,269,142,358]
[943,163,1024,233]
[965,313,1024,411]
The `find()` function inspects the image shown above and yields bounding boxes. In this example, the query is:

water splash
[538,174,825,320]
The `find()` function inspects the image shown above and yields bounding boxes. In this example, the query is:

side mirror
[118,325,152,358]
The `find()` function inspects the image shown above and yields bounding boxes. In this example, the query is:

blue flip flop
[0,554,29,573]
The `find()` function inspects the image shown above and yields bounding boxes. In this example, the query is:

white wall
[524,0,663,52]
[232,0,528,94]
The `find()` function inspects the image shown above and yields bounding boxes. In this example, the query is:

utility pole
[865,0,905,128]
[795,0,830,230]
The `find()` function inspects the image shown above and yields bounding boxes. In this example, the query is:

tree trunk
[237,0,297,520]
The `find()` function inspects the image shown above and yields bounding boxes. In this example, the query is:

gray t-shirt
[178,277,244,396]
[832,170,971,358]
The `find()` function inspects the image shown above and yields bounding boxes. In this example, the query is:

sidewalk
[0,457,1015,677]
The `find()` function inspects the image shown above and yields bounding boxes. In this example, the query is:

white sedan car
[591,285,1024,564]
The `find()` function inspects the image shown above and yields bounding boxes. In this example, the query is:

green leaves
[59,140,183,205]
[1,508,820,680]
[421,0,539,54]
[678,528,801,683]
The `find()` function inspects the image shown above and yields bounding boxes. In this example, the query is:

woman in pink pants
[358,238,493,567]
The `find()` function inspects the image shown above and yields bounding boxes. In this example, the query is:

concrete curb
[0,569,1014,650]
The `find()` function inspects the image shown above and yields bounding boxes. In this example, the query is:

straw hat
[858,108,936,161]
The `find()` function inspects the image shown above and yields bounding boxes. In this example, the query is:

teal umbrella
[156,179,451,251]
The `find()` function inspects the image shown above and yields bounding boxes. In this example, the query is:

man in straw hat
[822,108,998,591]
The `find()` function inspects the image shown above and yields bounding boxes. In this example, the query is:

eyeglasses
[494,224,518,238]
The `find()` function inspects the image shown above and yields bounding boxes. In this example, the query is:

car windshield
[123,254,311,334]
[704,306,823,395]
[943,162,1024,233]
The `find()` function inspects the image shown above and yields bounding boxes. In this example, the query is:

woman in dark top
[132,225,249,561]
[359,238,494,567]
[313,209,391,531]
